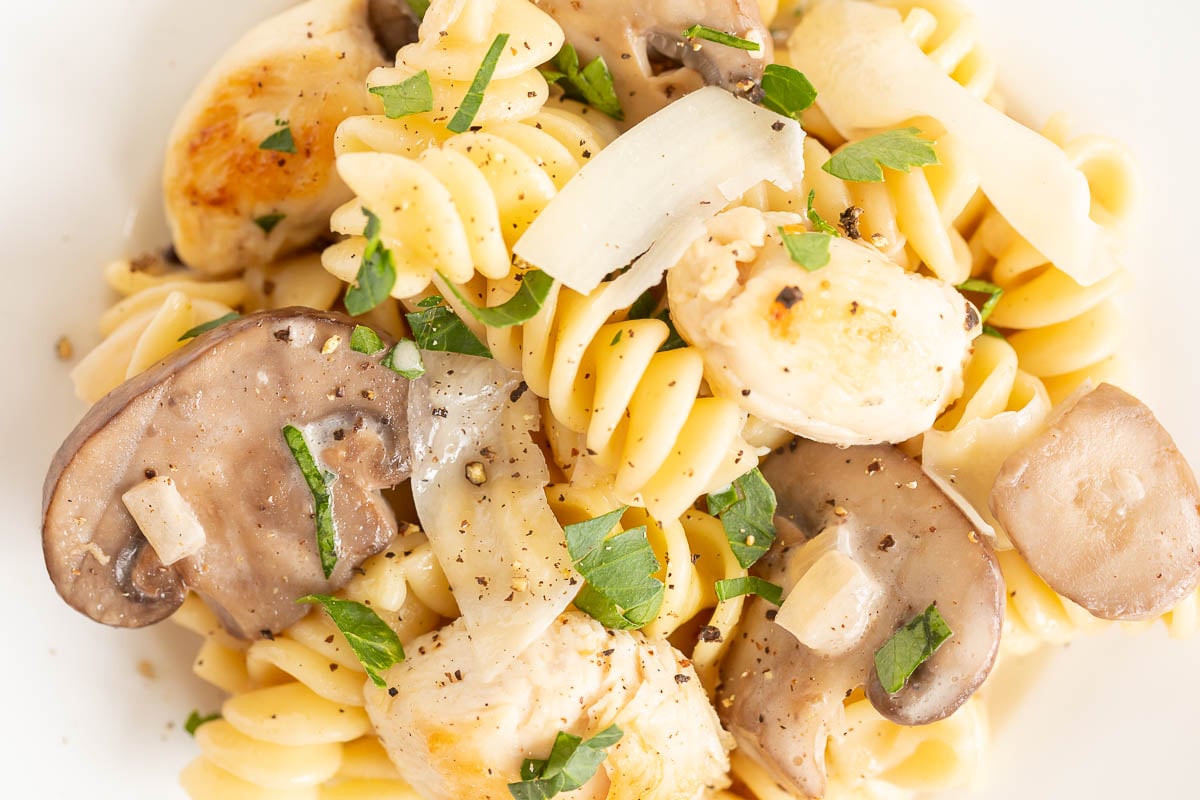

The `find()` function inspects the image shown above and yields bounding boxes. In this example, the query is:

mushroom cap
[990,382,1200,621]
[43,308,411,638]
[718,439,1003,797]
[532,0,771,125]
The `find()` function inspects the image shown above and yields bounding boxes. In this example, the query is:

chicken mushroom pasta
[40,1,1199,799]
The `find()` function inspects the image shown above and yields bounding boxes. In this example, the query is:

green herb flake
[253,212,286,234]
[682,24,761,51]
[981,324,1005,339]
[370,71,434,119]
[610,330,623,346]
[178,312,240,342]
[344,209,398,316]
[707,467,777,569]
[627,290,658,321]
[444,270,554,328]
[448,33,509,134]
[540,43,623,120]
[405,0,429,18]
[760,64,817,120]
[282,425,338,578]
[383,339,426,379]
[714,576,784,605]
[779,228,833,272]
[298,595,405,687]
[259,125,296,154]
[874,603,953,694]
[184,710,220,736]
[655,308,687,352]
[806,190,840,236]
[508,725,623,800]
[350,325,387,355]
[955,278,1005,324]
[564,508,664,630]
[822,127,938,183]
[404,297,493,358]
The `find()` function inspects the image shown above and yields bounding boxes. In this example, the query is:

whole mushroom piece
[43,308,412,638]
[991,382,1200,621]
[533,0,772,125]
[719,439,1004,798]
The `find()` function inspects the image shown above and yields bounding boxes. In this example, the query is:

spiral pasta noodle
[174,526,456,800]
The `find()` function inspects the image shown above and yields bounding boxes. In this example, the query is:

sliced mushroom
[533,0,771,125]
[719,439,1003,798]
[366,0,421,58]
[163,0,393,275]
[43,308,412,638]
[990,382,1200,621]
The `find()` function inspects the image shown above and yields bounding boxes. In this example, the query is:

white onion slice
[407,352,578,677]
[513,86,806,297]
[121,476,206,566]
[790,1,1117,286]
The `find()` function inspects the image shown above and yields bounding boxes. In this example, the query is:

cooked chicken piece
[667,207,979,445]
[365,612,733,800]
[163,0,389,275]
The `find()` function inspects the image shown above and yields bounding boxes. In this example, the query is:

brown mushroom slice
[990,382,1200,621]
[43,308,411,638]
[719,439,1003,798]
[366,0,421,58]
[532,0,771,125]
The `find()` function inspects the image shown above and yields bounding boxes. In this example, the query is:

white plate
[2,1,1196,797]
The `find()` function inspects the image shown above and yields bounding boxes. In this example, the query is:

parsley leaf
[184,710,220,736]
[178,312,240,342]
[448,33,509,133]
[626,290,659,321]
[253,212,286,234]
[404,296,493,358]
[806,190,840,236]
[823,127,938,183]
[655,308,687,352]
[298,595,405,687]
[382,339,426,379]
[444,270,554,328]
[981,324,1005,339]
[707,468,777,569]
[344,209,397,316]
[259,125,296,154]
[714,576,784,605]
[508,725,623,800]
[350,324,386,354]
[282,425,338,578]
[370,71,434,118]
[682,25,760,51]
[874,604,953,694]
[541,44,623,120]
[779,227,833,271]
[760,64,817,119]
[564,508,664,630]
[955,278,1004,324]
[405,0,429,18]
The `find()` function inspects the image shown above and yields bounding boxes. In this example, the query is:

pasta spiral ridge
[879,0,998,100]
[174,527,455,800]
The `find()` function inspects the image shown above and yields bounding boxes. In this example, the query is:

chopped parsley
[444,269,554,328]
[184,710,220,736]
[981,324,1005,339]
[282,425,338,578]
[540,44,623,120]
[178,312,240,342]
[823,127,938,183]
[344,209,397,316]
[760,64,817,120]
[404,296,493,358]
[298,595,405,687]
[714,576,784,605]
[707,467,777,569]
[565,507,664,631]
[405,0,429,18]
[258,124,296,154]
[806,190,840,236]
[448,33,509,133]
[874,604,953,694]
[780,228,833,271]
[655,308,687,352]
[508,725,623,800]
[682,25,760,51]
[253,212,286,234]
[349,324,387,355]
[383,339,426,379]
[370,71,434,118]
[955,278,1004,324]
